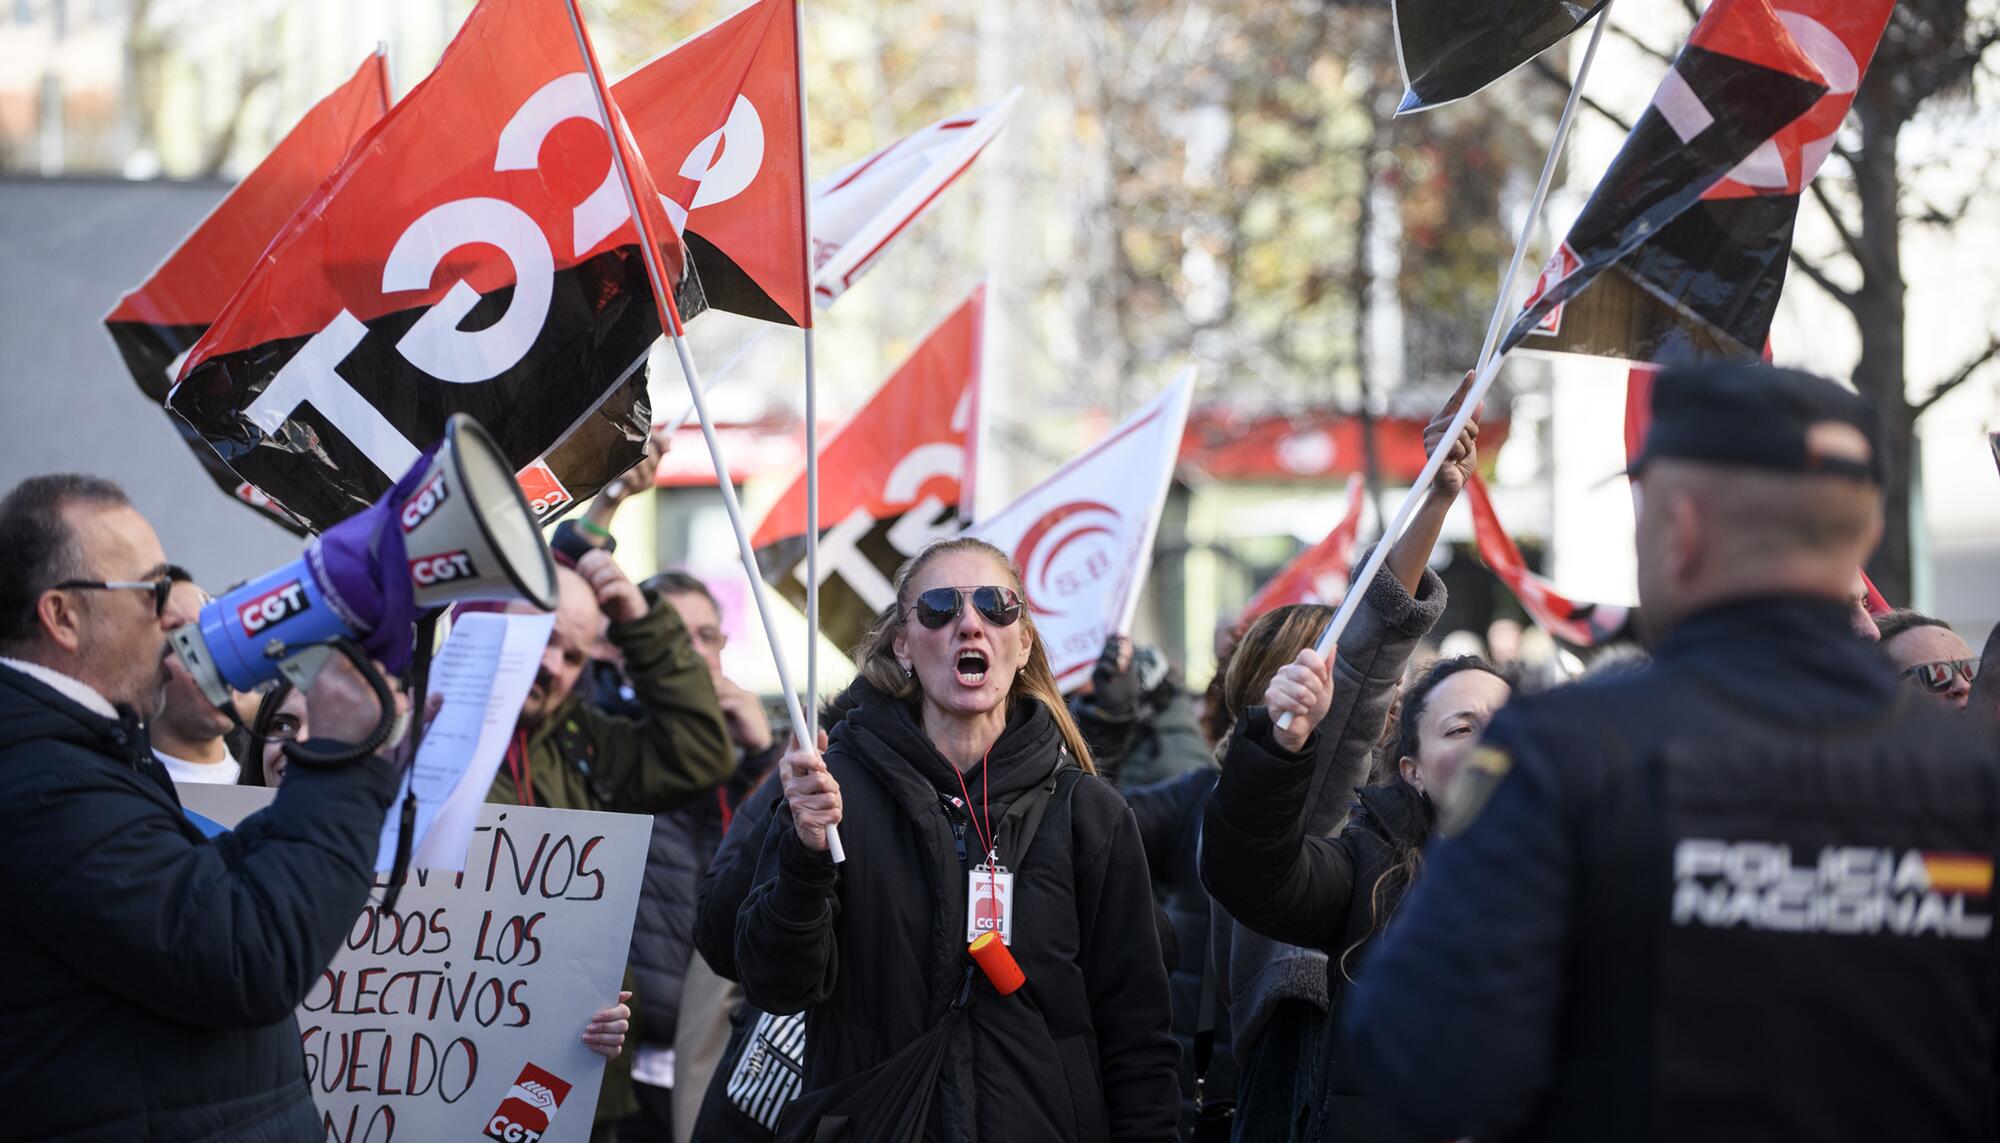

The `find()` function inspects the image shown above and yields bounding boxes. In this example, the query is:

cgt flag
[1394,0,1608,114]
[169,0,704,532]
[969,370,1194,691]
[812,90,1021,308]
[1506,0,1836,362]
[1240,474,1366,623]
[104,49,392,533]
[616,0,810,327]
[1465,473,1631,649]
[752,285,984,657]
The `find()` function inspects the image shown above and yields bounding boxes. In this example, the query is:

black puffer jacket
[0,663,399,1141]
[627,743,784,1047]
[733,683,1180,1142]
[1203,709,1434,1143]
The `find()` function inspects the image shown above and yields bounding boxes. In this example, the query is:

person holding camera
[0,474,416,1140]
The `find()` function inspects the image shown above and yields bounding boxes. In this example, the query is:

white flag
[969,369,1194,690]
[811,88,1022,308]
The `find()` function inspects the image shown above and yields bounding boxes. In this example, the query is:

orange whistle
[968,931,1025,995]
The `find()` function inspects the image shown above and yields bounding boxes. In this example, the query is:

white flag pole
[794,0,822,752]
[561,0,845,863]
[1278,0,1613,730]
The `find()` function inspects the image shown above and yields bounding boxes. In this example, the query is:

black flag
[1394,0,1608,114]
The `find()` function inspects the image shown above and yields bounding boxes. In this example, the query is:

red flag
[1466,473,1632,648]
[752,284,985,653]
[104,50,390,534]
[168,0,704,531]
[1509,0,1835,361]
[616,0,810,327]
[1240,475,1366,623]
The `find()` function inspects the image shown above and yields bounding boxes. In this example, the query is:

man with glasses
[149,568,247,785]
[0,473,414,1140]
[1875,608,1979,712]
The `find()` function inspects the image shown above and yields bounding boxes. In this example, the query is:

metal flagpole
[794,0,821,751]
[560,0,845,863]
[1279,0,1614,730]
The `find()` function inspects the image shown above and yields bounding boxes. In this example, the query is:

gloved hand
[1091,635,1140,719]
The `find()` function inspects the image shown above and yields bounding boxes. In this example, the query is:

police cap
[1629,362,1881,485]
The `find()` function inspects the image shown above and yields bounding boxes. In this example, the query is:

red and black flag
[1506,0,1839,361]
[168,0,703,532]
[616,0,811,327]
[751,284,983,656]
[1240,475,1366,623]
[1393,0,1609,114]
[1465,472,1631,648]
[104,50,391,532]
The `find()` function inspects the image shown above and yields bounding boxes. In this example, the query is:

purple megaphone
[170,414,557,707]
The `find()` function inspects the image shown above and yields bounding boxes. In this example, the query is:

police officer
[1340,362,2000,1141]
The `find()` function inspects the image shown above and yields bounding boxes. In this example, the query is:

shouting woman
[733,537,1179,1142]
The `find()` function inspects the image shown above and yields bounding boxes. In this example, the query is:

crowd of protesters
[5,359,2000,1142]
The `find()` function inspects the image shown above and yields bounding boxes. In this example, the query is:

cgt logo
[516,462,573,520]
[409,550,478,587]
[238,580,310,636]
[400,470,452,532]
[484,1063,572,1143]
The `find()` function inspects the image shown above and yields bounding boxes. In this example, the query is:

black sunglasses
[52,575,175,618]
[1903,658,1978,694]
[908,586,1024,630]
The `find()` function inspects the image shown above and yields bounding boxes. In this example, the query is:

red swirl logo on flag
[1012,501,1122,618]
[485,1063,573,1143]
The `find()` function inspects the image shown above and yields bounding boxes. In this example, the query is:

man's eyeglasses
[689,625,728,652]
[1903,658,1979,693]
[51,576,175,618]
[908,586,1024,630]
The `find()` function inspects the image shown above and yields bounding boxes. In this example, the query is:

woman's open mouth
[955,649,989,686]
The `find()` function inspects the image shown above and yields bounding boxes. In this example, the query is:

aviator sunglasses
[908,585,1025,630]
[1902,658,1979,694]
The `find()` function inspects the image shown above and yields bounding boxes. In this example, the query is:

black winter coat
[0,663,399,1141]
[1202,708,1433,1143]
[628,743,784,1047]
[733,683,1180,1142]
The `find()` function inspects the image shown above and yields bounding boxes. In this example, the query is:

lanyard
[506,728,534,807]
[951,746,997,864]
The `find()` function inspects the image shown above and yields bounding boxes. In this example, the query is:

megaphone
[171,414,557,709]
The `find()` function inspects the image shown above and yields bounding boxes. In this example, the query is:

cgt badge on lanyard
[967,862,1016,945]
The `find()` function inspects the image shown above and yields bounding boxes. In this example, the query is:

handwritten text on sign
[180,786,650,1143]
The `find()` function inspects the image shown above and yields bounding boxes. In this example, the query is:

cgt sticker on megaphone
[237,579,311,636]
[408,550,479,588]
[484,1062,573,1143]
[516,461,573,522]
[400,468,452,533]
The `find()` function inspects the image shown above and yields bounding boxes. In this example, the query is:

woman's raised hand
[784,740,844,852]
[1265,648,1334,754]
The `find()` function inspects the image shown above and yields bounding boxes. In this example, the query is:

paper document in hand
[377,610,554,871]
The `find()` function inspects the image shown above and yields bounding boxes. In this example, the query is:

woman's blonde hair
[1213,603,1337,754]
[852,537,1095,773]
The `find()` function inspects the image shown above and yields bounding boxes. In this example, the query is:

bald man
[1343,363,2000,1142]
[487,549,732,814]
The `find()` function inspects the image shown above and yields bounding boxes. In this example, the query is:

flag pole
[794,0,821,749]
[561,0,845,863]
[372,42,393,113]
[1280,0,1613,730]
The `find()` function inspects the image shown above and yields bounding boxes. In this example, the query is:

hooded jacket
[732,682,1180,1142]
[0,661,399,1141]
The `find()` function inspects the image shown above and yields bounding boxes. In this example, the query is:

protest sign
[180,785,649,1143]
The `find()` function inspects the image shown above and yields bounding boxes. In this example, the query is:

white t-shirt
[154,750,240,786]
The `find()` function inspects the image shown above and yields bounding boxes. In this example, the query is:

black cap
[1628,362,1881,484]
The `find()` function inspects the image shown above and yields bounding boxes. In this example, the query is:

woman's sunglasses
[908,586,1024,630]
[1903,658,1979,693]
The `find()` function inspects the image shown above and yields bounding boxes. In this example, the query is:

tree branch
[1804,179,1871,277]
[1914,334,2000,416]
[1529,60,1633,133]
[1787,248,1859,310]
[1606,22,1675,68]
